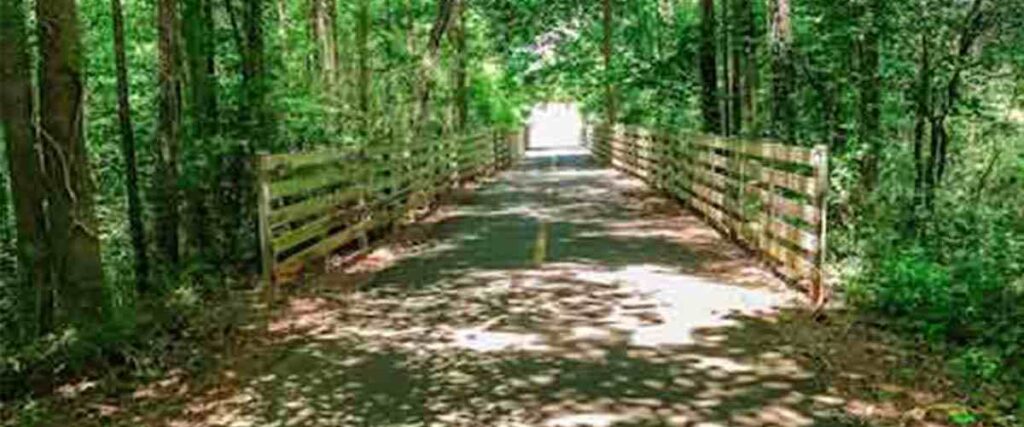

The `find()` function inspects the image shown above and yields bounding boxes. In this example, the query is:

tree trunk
[37,0,106,325]
[184,0,219,136]
[741,0,758,135]
[156,0,182,269]
[357,0,371,129]
[414,0,460,133]
[0,0,49,337]
[698,0,721,134]
[769,0,795,141]
[310,0,339,87]
[726,0,742,135]
[857,0,881,192]
[111,0,149,291]
[242,0,268,138]
[729,0,745,135]
[720,0,730,135]
[602,0,616,126]
[405,0,416,55]
[912,34,930,220]
[451,0,467,131]
[931,0,986,192]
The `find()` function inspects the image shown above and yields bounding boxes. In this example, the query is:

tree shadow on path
[86,149,953,427]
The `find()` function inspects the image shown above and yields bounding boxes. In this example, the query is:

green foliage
[849,187,1024,413]
[949,409,979,426]
[471,62,524,130]
[1,0,535,403]
[1,0,1023,421]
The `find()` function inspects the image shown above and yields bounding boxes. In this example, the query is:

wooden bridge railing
[256,129,525,286]
[591,124,829,304]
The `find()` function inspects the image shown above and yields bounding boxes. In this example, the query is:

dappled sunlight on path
[155,145,888,427]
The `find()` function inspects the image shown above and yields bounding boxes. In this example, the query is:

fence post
[762,144,775,263]
[255,154,275,292]
[735,138,746,238]
[680,133,690,203]
[812,145,830,307]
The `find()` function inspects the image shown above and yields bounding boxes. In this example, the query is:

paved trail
[169,146,868,427]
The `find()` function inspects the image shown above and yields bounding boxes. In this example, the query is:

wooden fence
[256,129,525,286]
[591,124,829,303]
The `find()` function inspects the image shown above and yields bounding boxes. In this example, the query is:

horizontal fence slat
[270,186,365,227]
[258,128,522,285]
[758,214,819,254]
[593,124,828,292]
[263,150,355,176]
[272,207,361,255]
[270,165,361,200]
[277,216,375,271]
[751,187,821,225]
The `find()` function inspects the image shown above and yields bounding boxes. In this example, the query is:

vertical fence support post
[654,131,664,190]
[812,145,830,308]
[358,150,371,250]
[736,138,746,238]
[255,154,276,301]
[680,133,690,204]
[492,131,499,172]
[763,144,775,263]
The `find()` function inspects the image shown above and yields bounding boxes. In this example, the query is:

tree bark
[0,0,49,337]
[857,0,882,192]
[451,0,468,131]
[184,0,219,136]
[740,0,758,135]
[699,0,721,133]
[156,0,182,268]
[932,0,987,190]
[720,0,731,135]
[602,0,617,126]
[726,0,742,135]
[769,0,795,141]
[37,0,106,325]
[111,0,150,291]
[357,0,371,129]
[729,0,748,135]
[414,0,460,133]
[242,0,268,138]
[912,34,930,218]
[310,0,339,87]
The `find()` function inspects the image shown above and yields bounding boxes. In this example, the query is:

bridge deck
[161,146,872,426]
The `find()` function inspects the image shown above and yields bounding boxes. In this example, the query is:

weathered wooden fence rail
[256,129,525,285]
[591,124,829,303]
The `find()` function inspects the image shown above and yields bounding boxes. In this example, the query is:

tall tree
[37,0,106,325]
[111,0,149,290]
[242,0,269,138]
[414,0,461,132]
[357,0,372,128]
[769,0,795,141]
[310,0,339,87]
[184,0,219,136]
[698,0,721,133]
[602,0,616,126]
[723,0,740,135]
[740,0,758,135]
[924,0,988,207]
[1,0,49,337]
[911,32,930,219]
[856,0,882,193]
[451,0,468,131]
[156,0,182,268]
[727,0,745,135]
[182,0,218,263]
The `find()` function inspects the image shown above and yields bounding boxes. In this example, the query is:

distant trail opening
[526,102,584,151]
